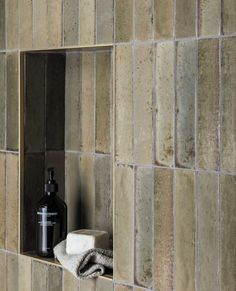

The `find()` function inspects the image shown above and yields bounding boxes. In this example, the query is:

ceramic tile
[32,261,48,291]
[48,265,63,291]
[96,0,113,43]
[175,0,196,37]
[96,277,113,291]
[0,53,6,150]
[115,284,133,291]
[63,0,79,46]
[19,0,33,48]
[80,278,96,291]
[135,0,153,40]
[6,0,19,48]
[6,253,18,291]
[0,0,5,49]
[115,0,133,42]
[0,251,6,291]
[222,0,236,34]
[18,255,31,291]
[79,0,95,45]
[63,270,80,291]
[154,0,173,39]
[0,153,5,249]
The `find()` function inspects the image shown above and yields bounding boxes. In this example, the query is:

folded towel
[54,240,113,279]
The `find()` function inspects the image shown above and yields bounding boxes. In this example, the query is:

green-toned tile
[96,0,113,43]
[134,44,154,164]
[0,53,6,150]
[197,39,219,170]
[155,42,174,166]
[63,0,79,46]
[222,0,236,34]
[0,251,6,291]
[79,0,95,45]
[115,0,133,42]
[135,167,153,288]
[198,0,220,36]
[0,153,5,249]
[7,253,18,291]
[19,0,33,48]
[95,51,112,154]
[176,40,196,168]
[80,278,96,291]
[174,170,195,291]
[18,255,31,291]
[48,265,62,291]
[154,0,173,39]
[220,175,236,291]
[115,44,133,163]
[6,153,18,252]
[65,52,80,151]
[0,0,5,49]
[114,164,134,283]
[221,38,236,172]
[6,52,18,151]
[6,0,19,49]
[32,261,48,291]
[135,0,153,40]
[153,168,174,291]
[115,284,133,291]
[175,0,196,37]
[96,277,113,291]
[197,172,218,291]
[63,270,80,291]
[80,52,95,152]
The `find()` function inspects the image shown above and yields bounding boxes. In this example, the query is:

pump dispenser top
[45,167,58,193]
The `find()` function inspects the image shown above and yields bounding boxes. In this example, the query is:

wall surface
[0,0,235,291]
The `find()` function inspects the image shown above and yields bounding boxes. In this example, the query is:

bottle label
[37,212,58,227]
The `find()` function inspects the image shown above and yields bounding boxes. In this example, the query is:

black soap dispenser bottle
[36,168,67,258]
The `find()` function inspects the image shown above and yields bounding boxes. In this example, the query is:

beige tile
[63,0,79,46]
[80,278,96,290]
[79,0,95,45]
[135,0,153,40]
[48,265,62,291]
[174,170,195,291]
[63,270,80,291]
[6,52,19,151]
[197,39,219,170]
[115,0,133,42]
[220,175,236,291]
[153,168,174,291]
[134,44,154,164]
[19,0,33,48]
[96,51,112,154]
[80,52,95,152]
[33,0,47,47]
[0,53,6,150]
[155,42,174,166]
[96,0,113,43]
[6,253,18,291]
[135,167,153,288]
[197,172,218,291]
[176,40,196,168]
[221,37,236,172]
[6,153,18,252]
[96,277,113,291]
[0,0,5,49]
[6,0,19,49]
[175,0,196,37]
[115,45,133,163]
[198,0,220,36]
[115,284,133,291]
[18,255,31,291]
[32,261,48,291]
[222,0,236,34]
[114,164,134,283]
[0,153,5,249]
[154,0,173,39]
[0,251,6,291]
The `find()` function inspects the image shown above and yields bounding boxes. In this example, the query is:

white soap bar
[66,229,109,255]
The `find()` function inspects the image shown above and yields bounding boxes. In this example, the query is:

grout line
[133,165,136,285]
[4,52,7,151]
[218,173,221,291]
[152,42,157,166]
[61,0,64,47]
[0,149,19,154]
[195,171,199,291]
[173,170,176,291]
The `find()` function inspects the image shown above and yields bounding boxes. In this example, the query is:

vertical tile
[65,52,80,151]
[63,0,79,46]
[115,284,133,291]
[33,0,47,47]
[134,44,153,164]
[18,255,31,291]
[79,154,95,229]
[175,0,196,37]
[19,0,33,48]
[96,0,114,43]
[221,38,236,172]
[197,172,218,291]
[95,51,111,154]
[197,39,219,170]
[115,0,133,42]
[0,251,6,291]
[63,270,80,291]
[80,52,95,152]
[6,253,18,291]
[222,0,236,34]
[65,153,80,232]
[154,0,173,39]
[198,0,220,36]
[153,168,174,291]
[96,277,113,291]
[0,0,5,49]
[0,153,5,249]
[135,0,153,41]
[48,265,63,291]
[6,0,19,48]
[114,165,134,283]
[6,153,18,252]
[6,52,19,151]
[0,53,6,149]
[176,41,196,168]
[220,175,236,291]
[94,155,112,240]
[80,278,96,291]
[115,44,133,163]
[79,0,95,45]
[25,54,45,153]
[135,167,153,288]
[32,261,48,291]
[155,42,174,166]
[174,170,195,291]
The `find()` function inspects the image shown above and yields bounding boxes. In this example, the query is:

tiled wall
[0,0,235,291]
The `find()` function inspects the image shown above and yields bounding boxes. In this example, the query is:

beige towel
[54,240,113,279]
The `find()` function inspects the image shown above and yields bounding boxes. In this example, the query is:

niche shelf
[19,44,114,276]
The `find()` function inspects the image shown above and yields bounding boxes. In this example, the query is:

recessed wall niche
[20,46,113,257]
